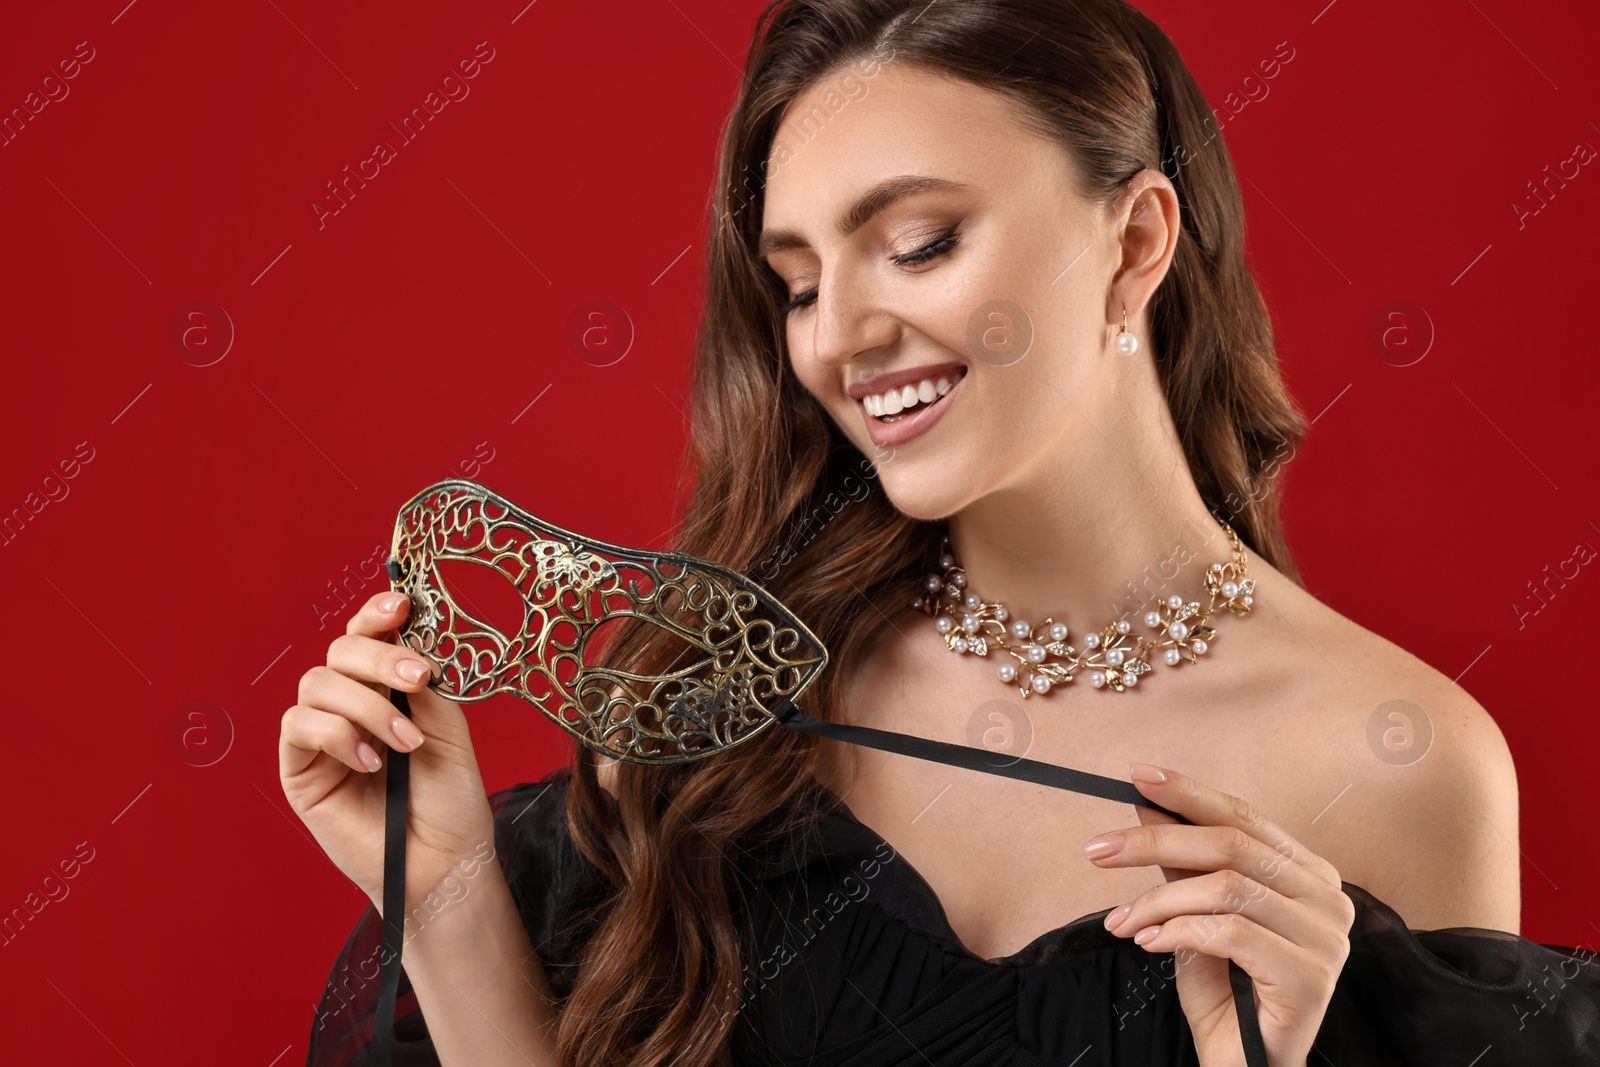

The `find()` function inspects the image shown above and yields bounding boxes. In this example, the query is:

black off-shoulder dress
[304,767,1600,1066]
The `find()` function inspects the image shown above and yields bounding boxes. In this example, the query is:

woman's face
[760,61,1172,521]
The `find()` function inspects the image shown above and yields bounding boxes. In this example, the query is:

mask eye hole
[432,556,528,641]
[580,614,716,678]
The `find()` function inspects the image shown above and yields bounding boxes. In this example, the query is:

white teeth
[862,371,963,419]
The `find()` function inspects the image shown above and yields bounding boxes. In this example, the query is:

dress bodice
[304,769,1600,1066]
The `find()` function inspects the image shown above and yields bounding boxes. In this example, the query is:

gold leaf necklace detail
[916,520,1256,698]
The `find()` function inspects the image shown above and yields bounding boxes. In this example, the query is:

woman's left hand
[1085,762,1356,1067]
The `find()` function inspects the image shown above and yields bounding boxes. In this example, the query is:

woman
[283,1,1599,1064]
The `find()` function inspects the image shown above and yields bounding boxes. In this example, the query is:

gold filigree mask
[382,478,829,764]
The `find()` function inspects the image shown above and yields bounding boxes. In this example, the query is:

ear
[1107,168,1181,327]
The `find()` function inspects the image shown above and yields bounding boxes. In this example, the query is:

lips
[859,366,967,449]
[847,360,968,401]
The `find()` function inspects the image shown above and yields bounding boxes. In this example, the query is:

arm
[397,865,563,1066]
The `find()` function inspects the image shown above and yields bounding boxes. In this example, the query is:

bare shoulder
[1267,577,1521,932]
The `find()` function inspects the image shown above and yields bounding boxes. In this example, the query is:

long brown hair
[557,2,1308,1063]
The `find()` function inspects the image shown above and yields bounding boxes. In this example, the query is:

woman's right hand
[279,590,497,912]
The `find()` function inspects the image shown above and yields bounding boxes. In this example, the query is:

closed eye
[778,225,962,315]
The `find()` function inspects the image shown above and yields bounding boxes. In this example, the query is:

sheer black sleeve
[302,766,604,1067]
[1311,881,1600,1063]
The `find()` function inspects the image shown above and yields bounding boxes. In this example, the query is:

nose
[802,259,900,372]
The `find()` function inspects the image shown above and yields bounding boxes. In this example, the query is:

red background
[4,0,1597,1062]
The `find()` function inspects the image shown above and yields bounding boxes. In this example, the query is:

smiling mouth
[863,367,967,422]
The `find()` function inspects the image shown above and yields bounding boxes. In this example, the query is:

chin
[874,467,970,523]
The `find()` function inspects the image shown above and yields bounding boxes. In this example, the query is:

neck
[941,472,1239,636]
[923,337,1263,640]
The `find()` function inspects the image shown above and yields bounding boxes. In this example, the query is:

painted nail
[1084,832,1125,861]
[1129,763,1168,784]
[356,742,382,772]
[1103,904,1131,932]
[391,716,425,751]
[1133,924,1162,946]
[395,659,426,683]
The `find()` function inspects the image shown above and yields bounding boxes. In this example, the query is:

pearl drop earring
[1116,305,1139,356]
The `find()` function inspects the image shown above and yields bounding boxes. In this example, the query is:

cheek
[786,346,855,431]
[918,261,1054,372]
[786,346,828,409]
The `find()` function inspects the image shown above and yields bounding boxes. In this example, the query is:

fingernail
[1084,832,1125,861]
[396,659,426,683]
[356,742,382,772]
[380,594,405,613]
[1129,762,1168,784]
[1133,924,1162,946]
[391,716,425,751]
[1103,904,1131,932]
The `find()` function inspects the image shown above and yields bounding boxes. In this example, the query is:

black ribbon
[772,697,1189,819]
[370,685,412,1067]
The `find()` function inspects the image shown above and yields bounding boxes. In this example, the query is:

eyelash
[778,225,962,315]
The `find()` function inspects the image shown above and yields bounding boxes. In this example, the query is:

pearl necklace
[915,521,1256,698]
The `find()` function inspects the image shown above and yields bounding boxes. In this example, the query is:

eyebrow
[757,174,969,257]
